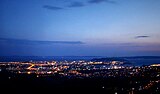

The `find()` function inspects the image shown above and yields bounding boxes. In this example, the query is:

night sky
[0,0,160,56]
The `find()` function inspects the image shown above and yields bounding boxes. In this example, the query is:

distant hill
[90,56,160,63]
[0,56,160,62]
[91,57,129,62]
[122,56,160,59]
[0,56,101,62]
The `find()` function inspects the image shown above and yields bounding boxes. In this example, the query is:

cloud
[88,0,116,4]
[68,2,85,8]
[104,43,143,47]
[42,0,116,11]
[135,36,150,39]
[88,0,106,3]
[0,38,84,45]
[43,5,63,10]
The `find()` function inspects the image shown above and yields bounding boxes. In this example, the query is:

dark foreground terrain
[0,70,159,94]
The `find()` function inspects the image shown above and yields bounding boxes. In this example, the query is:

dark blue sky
[0,0,160,56]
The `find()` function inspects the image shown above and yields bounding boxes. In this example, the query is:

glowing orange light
[27,72,31,74]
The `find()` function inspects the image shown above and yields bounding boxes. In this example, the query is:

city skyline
[1,0,160,56]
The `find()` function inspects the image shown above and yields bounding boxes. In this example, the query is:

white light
[114,66,118,69]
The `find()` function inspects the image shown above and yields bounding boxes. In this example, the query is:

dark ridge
[91,57,129,62]
[122,56,160,59]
